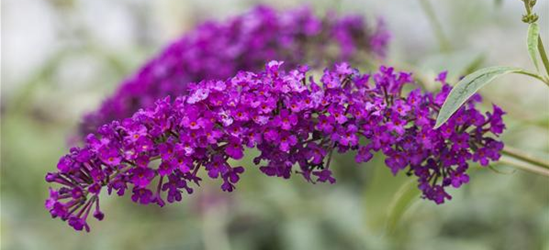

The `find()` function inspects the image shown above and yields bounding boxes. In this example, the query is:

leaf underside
[527,23,540,72]
[434,66,524,128]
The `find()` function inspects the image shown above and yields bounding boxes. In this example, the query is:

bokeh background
[2,0,548,249]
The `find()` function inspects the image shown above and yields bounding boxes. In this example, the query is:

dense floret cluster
[46,62,504,231]
[80,6,389,135]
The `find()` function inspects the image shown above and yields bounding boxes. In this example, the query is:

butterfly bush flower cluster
[80,6,389,135]
[46,61,505,231]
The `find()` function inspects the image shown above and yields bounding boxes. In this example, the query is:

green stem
[501,145,549,170]
[498,156,549,177]
[522,0,533,15]
[537,35,549,78]
[419,0,451,52]
[515,70,549,86]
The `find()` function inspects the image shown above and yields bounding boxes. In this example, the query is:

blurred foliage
[1,0,548,250]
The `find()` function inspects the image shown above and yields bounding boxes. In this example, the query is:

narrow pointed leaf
[384,179,421,234]
[434,66,524,128]
[527,23,540,72]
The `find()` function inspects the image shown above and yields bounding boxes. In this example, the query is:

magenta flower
[46,62,504,231]
[80,6,390,136]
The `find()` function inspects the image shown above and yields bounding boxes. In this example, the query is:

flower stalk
[498,156,549,177]
[520,0,549,83]
[537,35,549,79]
[501,145,549,170]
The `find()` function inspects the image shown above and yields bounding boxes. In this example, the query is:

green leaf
[362,156,411,232]
[527,23,540,72]
[384,179,421,234]
[434,66,524,128]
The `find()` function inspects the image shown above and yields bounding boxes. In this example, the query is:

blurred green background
[1,0,548,249]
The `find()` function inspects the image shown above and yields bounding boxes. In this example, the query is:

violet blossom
[80,6,390,136]
[46,61,505,231]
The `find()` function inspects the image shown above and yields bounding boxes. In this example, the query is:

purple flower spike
[79,6,389,136]
[46,62,505,231]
